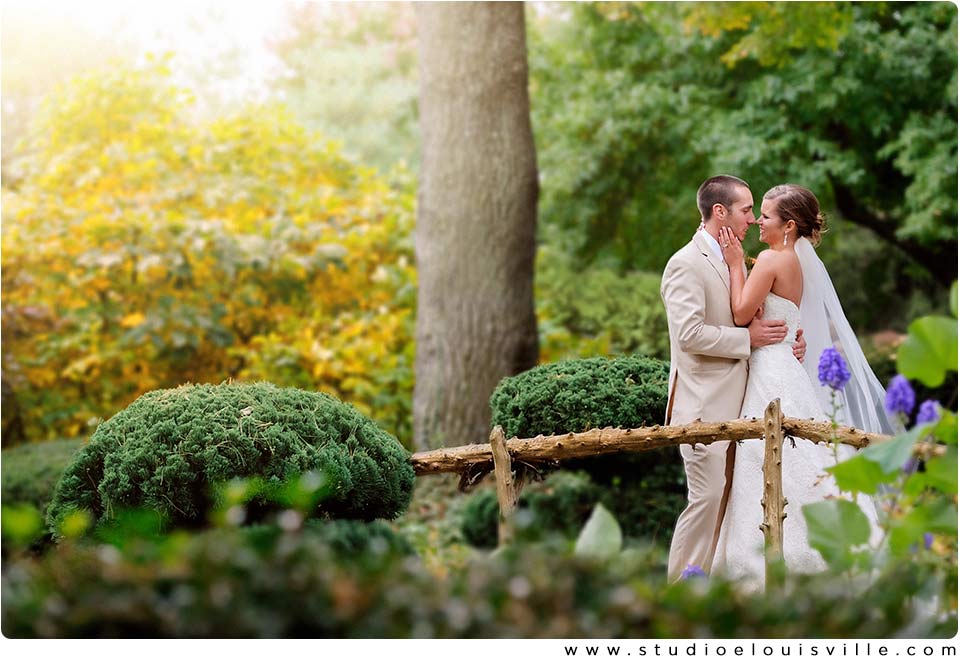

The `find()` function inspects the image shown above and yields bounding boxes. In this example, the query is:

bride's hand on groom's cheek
[719,227,743,265]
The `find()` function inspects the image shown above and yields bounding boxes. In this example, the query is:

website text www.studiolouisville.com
[562,642,957,659]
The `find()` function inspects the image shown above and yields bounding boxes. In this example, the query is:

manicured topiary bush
[490,354,670,438]
[460,489,501,549]
[460,467,685,548]
[46,382,415,532]
[488,355,685,542]
[461,471,602,548]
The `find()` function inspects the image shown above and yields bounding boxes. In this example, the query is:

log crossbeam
[410,415,906,477]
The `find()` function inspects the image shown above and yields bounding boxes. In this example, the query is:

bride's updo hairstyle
[763,184,826,246]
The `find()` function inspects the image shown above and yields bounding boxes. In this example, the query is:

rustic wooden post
[760,399,788,591]
[489,425,524,546]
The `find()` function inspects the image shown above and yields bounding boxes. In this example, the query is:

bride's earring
[783,231,788,247]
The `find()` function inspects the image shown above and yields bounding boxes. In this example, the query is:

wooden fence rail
[409,400,944,588]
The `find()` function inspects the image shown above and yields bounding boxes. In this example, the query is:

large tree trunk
[413,2,539,451]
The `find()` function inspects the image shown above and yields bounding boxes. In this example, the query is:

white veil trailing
[795,237,899,435]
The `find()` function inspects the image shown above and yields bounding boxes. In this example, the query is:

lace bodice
[757,292,801,349]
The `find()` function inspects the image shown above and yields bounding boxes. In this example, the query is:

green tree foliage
[1,59,416,445]
[530,1,956,328]
[530,2,716,271]
[46,383,415,532]
[536,246,670,362]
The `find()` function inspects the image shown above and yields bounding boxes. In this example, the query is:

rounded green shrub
[45,382,415,532]
[490,354,670,438]
[460,490,501,549]
[489,355,685,543]
[460,468,684,548]
[461,471,602,548]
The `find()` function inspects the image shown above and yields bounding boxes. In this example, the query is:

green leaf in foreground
[889,500,958,556]
[896,315,958,387]
[803,499,871,571]
[827,454,896,494]
[574,503,622,560]
[1,504,44,546]
[861,427,922,474]
[904,445,958,497]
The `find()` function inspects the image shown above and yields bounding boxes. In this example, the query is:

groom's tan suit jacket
[661,231,751,582]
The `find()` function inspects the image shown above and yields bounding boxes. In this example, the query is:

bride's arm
[719,228,776,326]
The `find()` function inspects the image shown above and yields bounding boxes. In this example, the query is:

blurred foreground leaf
[574,503,622,560]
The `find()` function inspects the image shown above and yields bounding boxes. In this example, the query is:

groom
[661,175,805,582]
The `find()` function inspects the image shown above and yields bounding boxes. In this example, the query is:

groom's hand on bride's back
[748,317,788,348]
[792,328,806,363]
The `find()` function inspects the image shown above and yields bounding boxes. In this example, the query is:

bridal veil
[795,236,899,435]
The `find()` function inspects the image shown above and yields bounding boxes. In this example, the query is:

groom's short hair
[697,175,750,221]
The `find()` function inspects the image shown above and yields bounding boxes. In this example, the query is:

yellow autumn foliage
[1,58,417,446]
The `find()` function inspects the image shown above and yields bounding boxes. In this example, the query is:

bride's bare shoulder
[752,249,782,268]
[755,249,798,267]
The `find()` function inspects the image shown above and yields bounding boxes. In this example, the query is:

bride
[710,184,895,591]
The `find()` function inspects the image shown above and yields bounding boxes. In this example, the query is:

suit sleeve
[661,256,751,360]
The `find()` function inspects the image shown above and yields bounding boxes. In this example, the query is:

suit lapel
[692,232,730,292]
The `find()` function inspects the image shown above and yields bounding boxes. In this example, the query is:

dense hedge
[460,490,501,549]
[461,472,601,548]
[1,438,84,515]
[461,466,685,548]
[490,355,670,438]
[46,383,415,531]
[1,525,950,638]
[487,356,685,543]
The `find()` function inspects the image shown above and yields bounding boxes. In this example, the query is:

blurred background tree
[268,1,419,172]
[413,1,539,450]
[2,60,415,446]
[0,4,135,183]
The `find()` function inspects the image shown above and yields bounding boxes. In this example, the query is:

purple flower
[916,399,940,426]
[680,564,706,580]
[902,457,919,475]
[885,375,916,418]
[923,533,934,551]
[818,347,851,391]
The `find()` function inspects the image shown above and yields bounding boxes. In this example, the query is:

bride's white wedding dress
[711,291,882,591]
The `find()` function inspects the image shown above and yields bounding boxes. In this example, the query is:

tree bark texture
[760,399,787,579]
[413,2,539,450]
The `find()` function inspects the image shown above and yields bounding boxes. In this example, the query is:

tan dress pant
[666,439,736,582]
